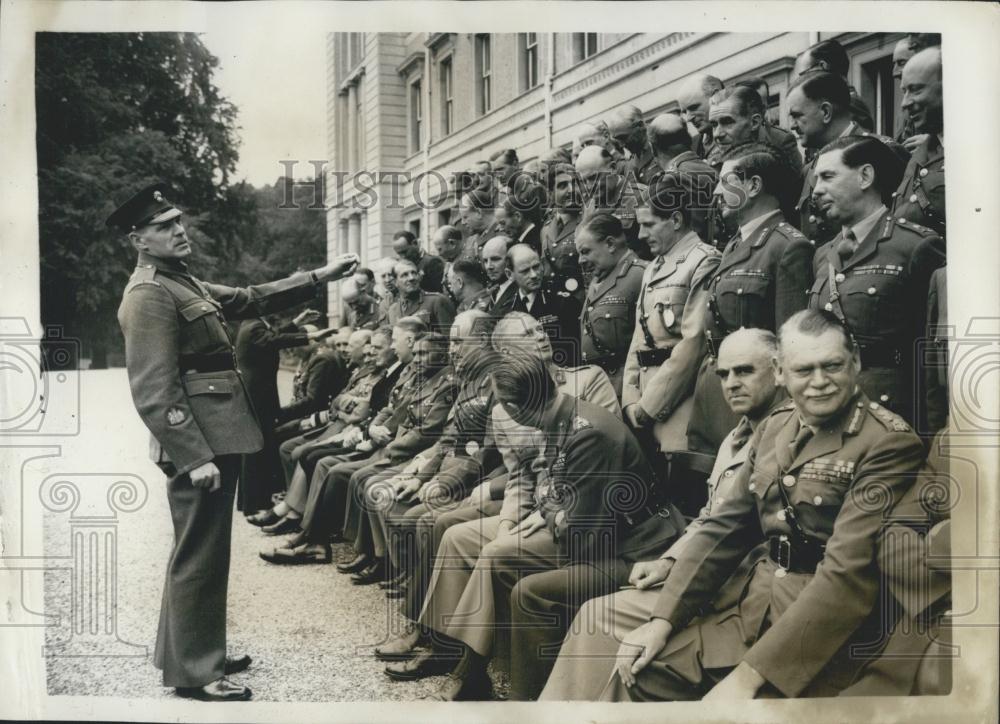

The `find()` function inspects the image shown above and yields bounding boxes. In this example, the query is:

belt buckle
[775,534,791,578]
[656,506,671,519]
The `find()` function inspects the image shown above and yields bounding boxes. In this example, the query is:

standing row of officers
[111,35,949,703]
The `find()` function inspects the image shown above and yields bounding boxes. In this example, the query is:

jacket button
[909,194,918,203]
[880,394,890,402]
[724,469,734,477]
[867,287,877,295]
[919,168,929,177]
[809,214,817,223]
[776,510,786,521]
[835,273,845,283]
[813,495,823,505]
[201,305,209,311]
[782,475,796,487]
[208,385,215,391]
[775,567,787,578]
[748,482,756,491]
[736,288,743,295]
[824,303,833,312]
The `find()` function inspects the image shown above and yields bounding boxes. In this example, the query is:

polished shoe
[176,676,252,702]
[261,515,302,536]
[384,650,455,681]
[350,561,386,585]
[283,531,307,549]
[246,509,280,527]
[336,553,372,575]
[374,630,420,662]
[259,543,331,565]
[224,654,252,675]
[420,670,492,701]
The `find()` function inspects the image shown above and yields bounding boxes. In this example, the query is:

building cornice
[397,51,425,77]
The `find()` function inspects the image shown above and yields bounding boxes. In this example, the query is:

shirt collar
[136,250,188,274]
[845,204,887,245]
[737,209,782,244]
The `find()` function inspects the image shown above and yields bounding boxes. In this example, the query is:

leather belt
[635,347,673,367]
[768,534,826,575]
[623,503,674,528]
[858,344,904,368]
[582,351,627,368]
[179,352,236,374]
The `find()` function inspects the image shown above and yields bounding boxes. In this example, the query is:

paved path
[42,369,450,701]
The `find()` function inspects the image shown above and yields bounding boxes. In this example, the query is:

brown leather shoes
[176,676,252,702]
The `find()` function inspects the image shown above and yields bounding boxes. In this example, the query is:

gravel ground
[42,369,508,702]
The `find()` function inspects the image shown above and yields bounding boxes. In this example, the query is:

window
[765,93,782,127]
[475,34,492,115]
[860,55,895,137]
[438,209,452,228]
[409,79,422,154]
[521,33,539,91]
[440,57,454,135]
[408,218,421,241]
[353,77,365,170]
[573,33,599,63]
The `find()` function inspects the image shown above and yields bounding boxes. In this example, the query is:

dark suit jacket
[514,288,582,366]
[235,319,308,423]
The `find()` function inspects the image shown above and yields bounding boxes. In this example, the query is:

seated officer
[602,309,925,702]
[540,327,783,701]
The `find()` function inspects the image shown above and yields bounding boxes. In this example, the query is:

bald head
[647,112,692,158]
[901,47,943,134]
[480,234,511,284]
[507,243,543,295]
[575,145,614,182]
[608,105,647,155]
[340,277,360,304]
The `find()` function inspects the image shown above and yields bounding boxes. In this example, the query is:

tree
[36,33,241,367]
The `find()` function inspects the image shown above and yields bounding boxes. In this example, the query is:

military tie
[725,230,743,256]
[730,417,753,455]
[789,420,815,460]
[835,228,859,264]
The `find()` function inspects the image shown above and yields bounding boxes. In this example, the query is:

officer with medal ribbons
[111,182,358,701]
[806,135,944,429]
[688,142,813,460]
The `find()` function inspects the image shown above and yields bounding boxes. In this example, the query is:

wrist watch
[309,270,320,285]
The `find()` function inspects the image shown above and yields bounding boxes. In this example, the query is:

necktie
[730,417,753,454]
[789,421,814,460]
[836,229,859,264]
[725,231,743,256]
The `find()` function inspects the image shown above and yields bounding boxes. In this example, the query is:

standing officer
[607,105,660,185]
[688,142,813,459]
[540,163,584,298]
[808,135,944,427]
[575,212,647,396]
[622,173,721,473]
[892,47,945,238]
[604,310,925,702]
[576,145,649,260]
[787,71,902,246]
[386,259,456,332]
[110,183,358,701]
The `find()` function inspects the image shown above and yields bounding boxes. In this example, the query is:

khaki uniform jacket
[117,252,321,474]
[382,364,457,463]
[494,364,620,524]
[708,212,814,339]
[650,394,925,696]
[622,231,721,421]
[580,251,647,389]
[387,289,457,332]
[808,208,944,423]
[540,212,583,295]
[891,133,945,238]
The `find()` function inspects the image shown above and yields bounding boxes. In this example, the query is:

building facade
[324,31,906,317]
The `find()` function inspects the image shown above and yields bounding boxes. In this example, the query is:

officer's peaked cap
[106,182,182,232]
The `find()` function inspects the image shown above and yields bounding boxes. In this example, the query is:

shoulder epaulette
[124,267,162,294]
[893,216,937,237]
[768,399,797,417]
[777,221,808,240]
[866,400,911,432]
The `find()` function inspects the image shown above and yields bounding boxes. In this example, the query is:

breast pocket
[790,477,846,539]
[842,274,906,337]
[178,298,229,353]
[646,284,688,340]
[716,274,772,331]
[589,300,632,352]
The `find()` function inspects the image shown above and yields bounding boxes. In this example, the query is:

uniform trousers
[298,447,367,540]
[154,454,240,688]
[401,499,503,622]
[496,558,630,700]
[375,455,483,573]
[417,514,561,658]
